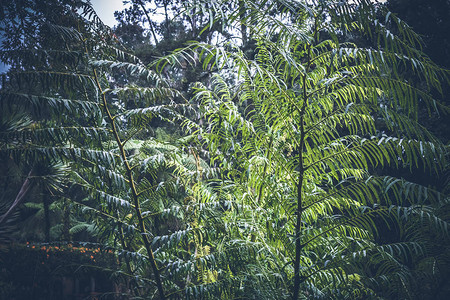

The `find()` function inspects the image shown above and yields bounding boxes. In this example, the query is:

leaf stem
[92,69,166,299]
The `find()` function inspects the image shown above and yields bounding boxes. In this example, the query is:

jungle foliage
[0,0,449,299]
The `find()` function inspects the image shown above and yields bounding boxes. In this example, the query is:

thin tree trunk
[62,199,71,240]
[163,0,170,38]
[0,169,34,227]
[137,0,159,46]
[93,69,166,300]
[292,103,306,300]
[238,0,248,47]
[191,0,197,38]
[292,163,304,299]
[293,23,316,298]
[43,190,51,242]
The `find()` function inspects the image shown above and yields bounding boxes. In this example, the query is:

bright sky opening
[90,0,127,27]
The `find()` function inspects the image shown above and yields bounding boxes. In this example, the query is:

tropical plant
[1,0,449,299]
[0,0,167,298]
[0,0,80,232]
[172,0,450,298]
[0,0,244,298]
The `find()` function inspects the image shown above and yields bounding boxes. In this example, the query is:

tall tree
[176,0,449,298]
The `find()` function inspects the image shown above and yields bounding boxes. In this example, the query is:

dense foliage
[1,0,449,299]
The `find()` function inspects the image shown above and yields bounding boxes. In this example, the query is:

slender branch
[92,69,166,299]
[137,0,159,46]
[293,15,319,300]
[306,76,346,99]
[302,180,368,211]
[136,174,176,198]
[305,141,367,171]
[304,107,345,135]
[238,0,248,47]
[0,169,34,227]
[70,200,136,227]
[121,128,143,147]
[300,208,387,248]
